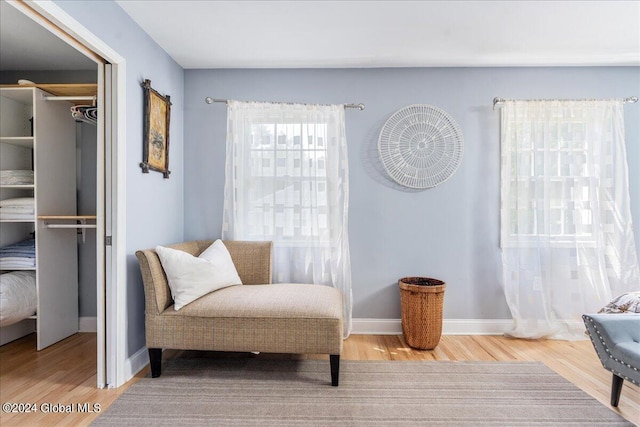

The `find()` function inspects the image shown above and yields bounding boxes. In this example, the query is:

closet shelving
[0,136,34,146]
[1,83,97,99]
[1,83,97,349]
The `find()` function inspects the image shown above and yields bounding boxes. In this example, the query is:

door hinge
[105,236,112,246]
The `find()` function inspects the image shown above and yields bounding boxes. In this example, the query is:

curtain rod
[204,97,365,111]
[493,96,638,110]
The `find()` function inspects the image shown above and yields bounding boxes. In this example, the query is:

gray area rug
[92,358,634,426]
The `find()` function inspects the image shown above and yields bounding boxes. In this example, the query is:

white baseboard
[124,346,149,381]
[442,319,514,335]
[352,318,403,335]
[78,316,97,332]
[352,318,514,335]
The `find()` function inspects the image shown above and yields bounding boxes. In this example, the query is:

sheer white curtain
[222,100,353,337]
[500,100,640,339]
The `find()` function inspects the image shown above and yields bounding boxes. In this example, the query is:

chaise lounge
[136,240,344,385]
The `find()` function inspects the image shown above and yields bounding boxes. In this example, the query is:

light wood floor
[1,333,638,426]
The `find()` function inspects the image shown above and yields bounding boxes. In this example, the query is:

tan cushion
[147,284,343,354]
[165,283,342,320]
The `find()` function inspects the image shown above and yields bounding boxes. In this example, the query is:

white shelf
[1,86,79,350]
[0,137,34,148]
[1,83,96,98]
[0,184,35,189]
[0,267,36,271]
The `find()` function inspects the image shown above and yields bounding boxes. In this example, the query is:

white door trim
[8,0,128,388]
[95,61,106,388]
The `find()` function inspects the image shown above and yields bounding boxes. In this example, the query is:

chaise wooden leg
[611,374,624,407]
[149,348,162,378]
[330,354,340,387]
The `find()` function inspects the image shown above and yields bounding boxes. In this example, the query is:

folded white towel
[1,205,34,211]
[0,178,34,185]
[0,171,34,185]
[0,213,35,220]
[0,170,33,177]
[0,206,34,215]
[0,198,35,208]
[0,260,36,268]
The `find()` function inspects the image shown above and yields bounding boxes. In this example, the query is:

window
[498,99,639,339]
[222,100,352,335]
[245,122,330,243]
[501,106,599,247]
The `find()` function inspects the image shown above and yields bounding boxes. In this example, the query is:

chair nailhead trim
[583,315,640,386]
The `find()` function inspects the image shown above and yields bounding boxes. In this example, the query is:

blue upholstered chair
[582,314,640,407]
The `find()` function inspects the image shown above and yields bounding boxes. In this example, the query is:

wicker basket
[398,277,446,350]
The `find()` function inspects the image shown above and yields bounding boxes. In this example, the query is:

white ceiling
[1,1,638,72]
[0,1,96,71]
[116,0,640,69]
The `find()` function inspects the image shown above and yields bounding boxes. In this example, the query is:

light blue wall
[184,67,640,320]
[55,1,184,356]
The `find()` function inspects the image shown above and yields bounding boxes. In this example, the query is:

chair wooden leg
[611,374,624,407]
[149,348,162,378]
[330,354,340,387]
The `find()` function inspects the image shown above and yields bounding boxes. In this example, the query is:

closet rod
[493,96,638,109]
[204,97,365,111]
[44,95,96,102]
[41,220,96,243]
[43,224,96,229]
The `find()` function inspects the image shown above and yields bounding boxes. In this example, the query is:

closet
[0,83,97,350]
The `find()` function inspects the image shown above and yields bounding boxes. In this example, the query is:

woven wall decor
[378,104,464,189]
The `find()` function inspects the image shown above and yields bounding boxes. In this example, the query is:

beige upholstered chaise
[136,240,344,386]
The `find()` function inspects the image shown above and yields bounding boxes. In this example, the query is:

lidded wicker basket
[398,277,446,350]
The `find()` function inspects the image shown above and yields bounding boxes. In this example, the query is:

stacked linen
[0,271,37,327]
[0,170,34,185]
[0,197,35,220]
[0,238,36,269]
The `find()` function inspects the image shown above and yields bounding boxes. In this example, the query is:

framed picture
[140,79,171,178]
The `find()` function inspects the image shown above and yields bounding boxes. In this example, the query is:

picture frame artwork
[140,79,171,178]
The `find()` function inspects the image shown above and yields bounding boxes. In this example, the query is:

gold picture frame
[140,79,171,178]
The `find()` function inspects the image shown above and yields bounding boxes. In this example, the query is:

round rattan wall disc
[378,104,464,189]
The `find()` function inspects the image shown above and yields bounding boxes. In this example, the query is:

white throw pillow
[155,240,242,310]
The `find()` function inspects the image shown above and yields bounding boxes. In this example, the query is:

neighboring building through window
[245,122,330,244]
[501,112,595,247]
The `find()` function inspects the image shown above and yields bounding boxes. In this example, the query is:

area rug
[92,358,634,426]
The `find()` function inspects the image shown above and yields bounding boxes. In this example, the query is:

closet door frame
[8,0,127,388]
